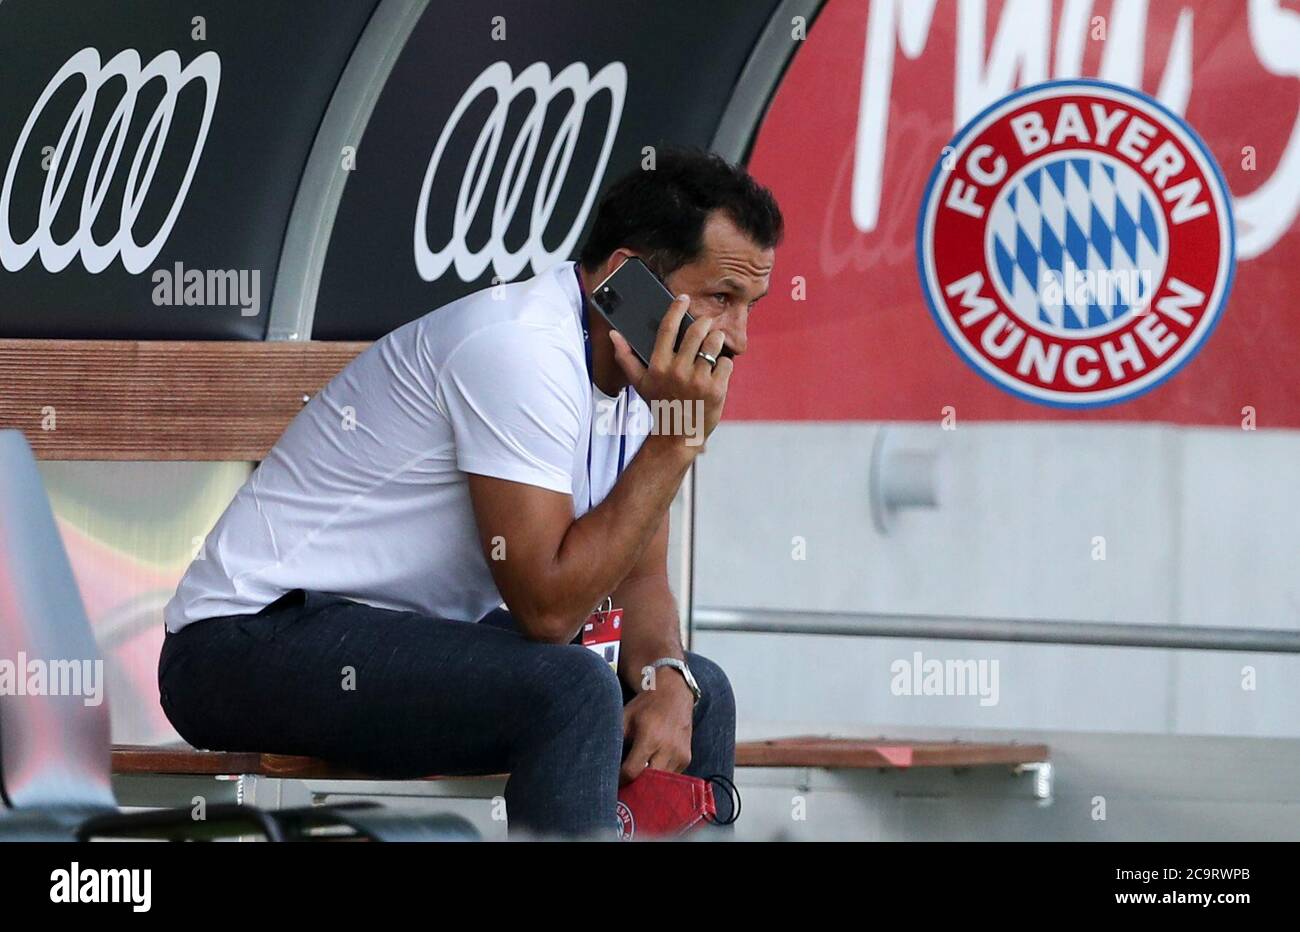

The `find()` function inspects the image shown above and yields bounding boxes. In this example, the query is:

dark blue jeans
[157,589,736,838]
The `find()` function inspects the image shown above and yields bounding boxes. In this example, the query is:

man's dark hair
[578,145,784,278]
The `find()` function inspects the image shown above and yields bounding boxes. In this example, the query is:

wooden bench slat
[110,745,502,781]
[111,738,1049,780]
[0,339,370,461]
[111,744,263,775]
[734,736,1050,769]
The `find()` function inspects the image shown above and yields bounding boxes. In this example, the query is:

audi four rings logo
[414,60,627,284]
[0,47,221,275]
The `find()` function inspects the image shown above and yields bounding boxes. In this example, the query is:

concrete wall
[690,421,1300,738]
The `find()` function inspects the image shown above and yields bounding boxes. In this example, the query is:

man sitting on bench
[157,146,782,838]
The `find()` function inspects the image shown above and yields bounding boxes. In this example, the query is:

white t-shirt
[163,261,649,633]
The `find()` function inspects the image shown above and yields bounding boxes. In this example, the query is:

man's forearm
[545,434,694,639]
[615,575,686,694]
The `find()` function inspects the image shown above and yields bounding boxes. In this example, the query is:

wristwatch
[649,657,702,708]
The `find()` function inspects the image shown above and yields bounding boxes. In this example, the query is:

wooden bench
[0,339,369,460]
[734,735,1050,770]
[1,338,1050,798]
[111,737,1050,779]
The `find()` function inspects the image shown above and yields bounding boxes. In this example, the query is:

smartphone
[587,257,735,367]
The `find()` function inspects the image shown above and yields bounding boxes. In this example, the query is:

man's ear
[603,248,638,278]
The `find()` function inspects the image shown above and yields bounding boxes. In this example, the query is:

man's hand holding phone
[608,294,733,455]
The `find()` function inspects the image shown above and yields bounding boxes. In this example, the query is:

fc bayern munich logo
[615,801,635,840]
[917,79,1235,407]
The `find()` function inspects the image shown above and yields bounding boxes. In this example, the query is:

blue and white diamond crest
[986,152,1165,333]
